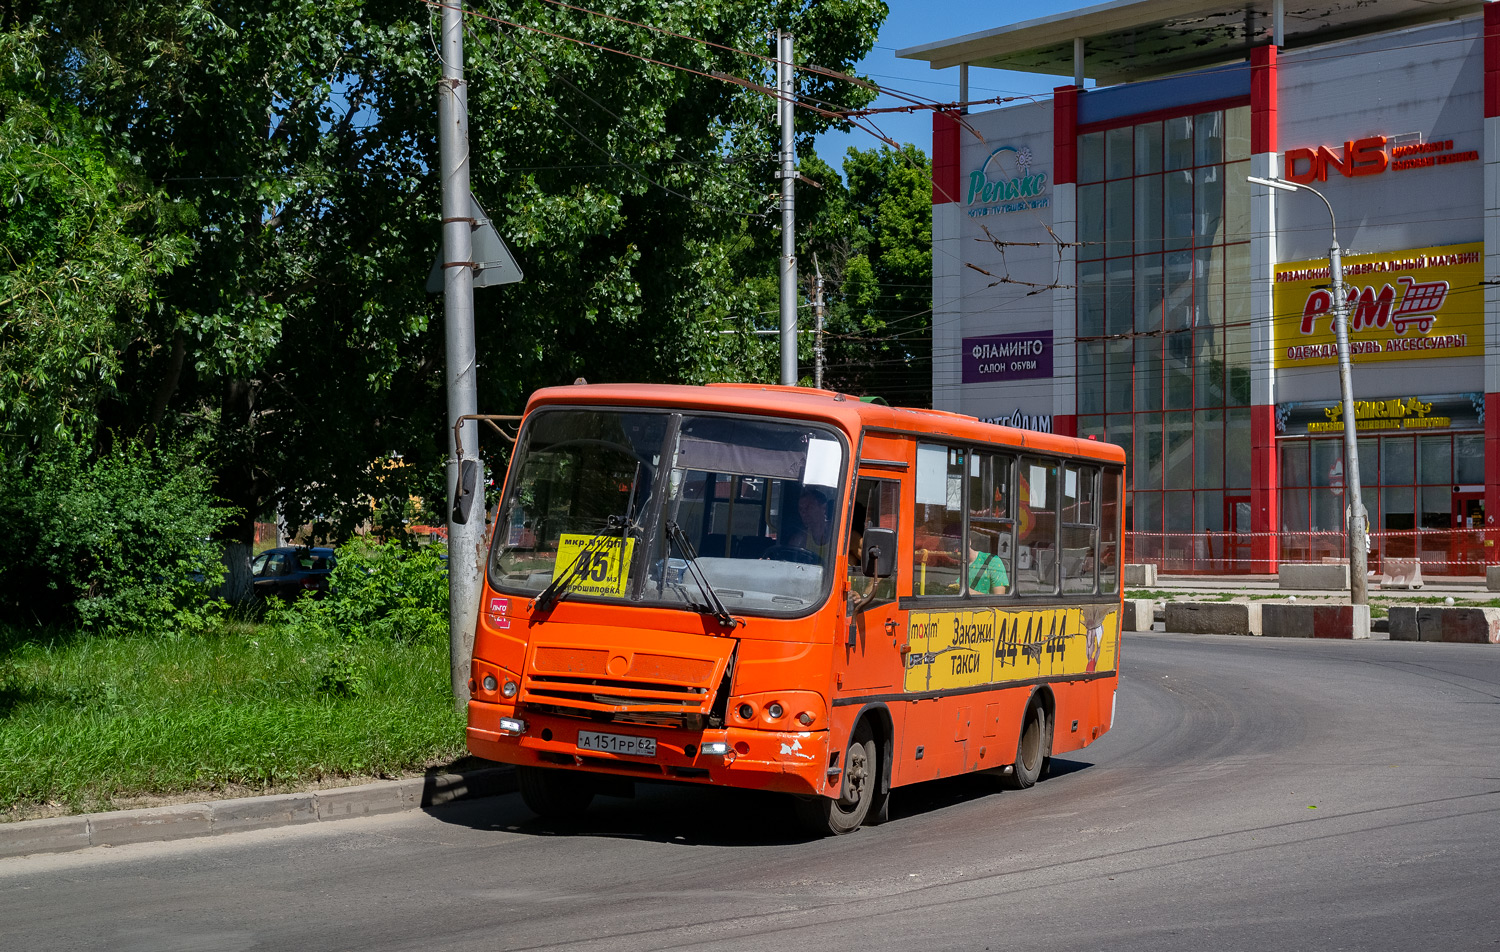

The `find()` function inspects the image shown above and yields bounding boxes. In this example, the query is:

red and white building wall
[930,9,1496,574]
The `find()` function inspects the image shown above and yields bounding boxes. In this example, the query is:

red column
[1251,44,1277,155]
[931,111,961,206]
[1052,85,1078,186]
[1487,395,1500,564]
[1250,405,1279,574]
[1053,415,1077,438]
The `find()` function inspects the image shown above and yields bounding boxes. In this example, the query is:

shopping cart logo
[1389,276,1449,335]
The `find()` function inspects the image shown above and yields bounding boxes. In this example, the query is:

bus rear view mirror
[861,527,896,578]
[452,458,479,525]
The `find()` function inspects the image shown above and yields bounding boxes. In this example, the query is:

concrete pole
[959,64,969,113]
[1328,241,1370,605]
[778,30,798,387]
[439,3,483,705]
[813,256,825,390]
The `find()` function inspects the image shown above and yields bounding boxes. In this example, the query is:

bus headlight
[502,680,519,698]
[482,674,498,692]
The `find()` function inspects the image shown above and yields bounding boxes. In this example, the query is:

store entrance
[1225,495,1252,573]
[1451,492,1486,569]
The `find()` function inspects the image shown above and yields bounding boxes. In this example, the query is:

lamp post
[1248,175,1368,605]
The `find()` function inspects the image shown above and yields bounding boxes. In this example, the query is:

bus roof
[523,382,1126,466]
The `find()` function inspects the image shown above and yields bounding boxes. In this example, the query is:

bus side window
[849,477,899,605]
[913,444,963,596]
[1061,463,1099,594]
[1016,457,1060,595]
[1098,468,1123,593]
[966,451,1013,596]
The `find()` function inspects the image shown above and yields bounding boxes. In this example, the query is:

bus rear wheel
[794,722,877,836]
[1001,699,1049,790]
[517,765,595,818]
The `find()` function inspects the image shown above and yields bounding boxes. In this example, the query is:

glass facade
[1279,432,1486,572]
[1075,106,1253,571]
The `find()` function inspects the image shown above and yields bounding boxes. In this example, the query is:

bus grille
[523,648,720,729]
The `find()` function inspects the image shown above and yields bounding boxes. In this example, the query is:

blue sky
[813,1,1097,170]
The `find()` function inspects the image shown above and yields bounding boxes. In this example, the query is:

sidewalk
[1141,573,1496,601]
[0,765,516,861]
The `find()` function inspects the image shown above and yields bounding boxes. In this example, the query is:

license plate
[576,731,657,758]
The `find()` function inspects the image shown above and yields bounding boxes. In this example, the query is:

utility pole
[1248,175,1368,605]
[439,2,483,705]
[777,30,798,387]
[812,254,825,389]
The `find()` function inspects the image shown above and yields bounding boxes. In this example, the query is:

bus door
[840,461,906,692]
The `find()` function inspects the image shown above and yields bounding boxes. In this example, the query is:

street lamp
[1248,175,1368,605]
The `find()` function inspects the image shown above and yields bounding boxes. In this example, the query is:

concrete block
[1121,599,1156,632]
[1262,603,1370,639]
[210,792,317,834]
[1387,606,1418,641]
[0,816,91,858]
[1122,564,1157,587]
[89,803,212,847]
[314,779,416,820]
[1437,607,1500,644]
[1415,607,1445,642]
[1165,601,1263,636]
[1488,566,1500,592]
[1278,563,1349,591]
[1381,558,1424,590]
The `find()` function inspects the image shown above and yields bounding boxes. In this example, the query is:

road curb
[0,766,516,860]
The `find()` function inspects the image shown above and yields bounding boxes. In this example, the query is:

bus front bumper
[467,701,831,797]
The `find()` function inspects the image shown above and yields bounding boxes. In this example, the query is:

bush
[269,538,447,643]
[0,437,234,634]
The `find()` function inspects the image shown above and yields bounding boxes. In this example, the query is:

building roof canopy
[897,0,1481,84]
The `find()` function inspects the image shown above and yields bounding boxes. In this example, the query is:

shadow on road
[426,757,1094,846]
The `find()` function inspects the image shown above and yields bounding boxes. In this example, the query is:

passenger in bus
[966,530,1010,595]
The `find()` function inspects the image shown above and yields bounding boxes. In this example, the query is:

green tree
[5,1,885,598]
[788,144,932,405]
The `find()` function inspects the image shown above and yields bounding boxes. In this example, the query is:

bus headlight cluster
[501,680,519,698]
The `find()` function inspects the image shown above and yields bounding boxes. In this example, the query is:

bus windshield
[491,407,848,617]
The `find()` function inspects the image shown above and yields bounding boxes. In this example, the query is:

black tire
[517,766,595,819]
[794,722,877,836]
[1001,699,1049,790]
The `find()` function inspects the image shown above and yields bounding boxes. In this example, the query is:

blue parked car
[251,546,337,600]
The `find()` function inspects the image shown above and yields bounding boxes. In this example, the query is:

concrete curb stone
[0,766,516,860]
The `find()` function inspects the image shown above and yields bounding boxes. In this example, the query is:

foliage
[268,538,449,644]
[800,144,933,405]
[0,436,234,633]
[0,24,197,458]
[7,0,889,574]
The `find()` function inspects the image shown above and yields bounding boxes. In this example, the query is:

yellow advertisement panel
[904,605,1118,693]
[1273,242,1482,368]
[551,533,635,597]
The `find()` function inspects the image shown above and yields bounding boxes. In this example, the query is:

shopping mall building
[900,0,1500,574]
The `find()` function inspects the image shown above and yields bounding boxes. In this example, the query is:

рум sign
[1272,243,1483,368]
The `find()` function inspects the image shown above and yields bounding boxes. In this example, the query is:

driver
[787,485,834,558]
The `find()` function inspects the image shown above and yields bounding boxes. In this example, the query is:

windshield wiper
[664,521,742,631]
[532,514,632,613]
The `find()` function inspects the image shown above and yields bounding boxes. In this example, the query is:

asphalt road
[5,632,1499,952]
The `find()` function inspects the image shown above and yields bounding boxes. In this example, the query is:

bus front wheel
[794,722,877,836]
[517,765,595,818]
[1002,699,1049,790]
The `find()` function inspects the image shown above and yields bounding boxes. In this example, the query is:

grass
[0,617,465,819]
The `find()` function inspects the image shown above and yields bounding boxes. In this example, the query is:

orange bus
[466,383,1125,835]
